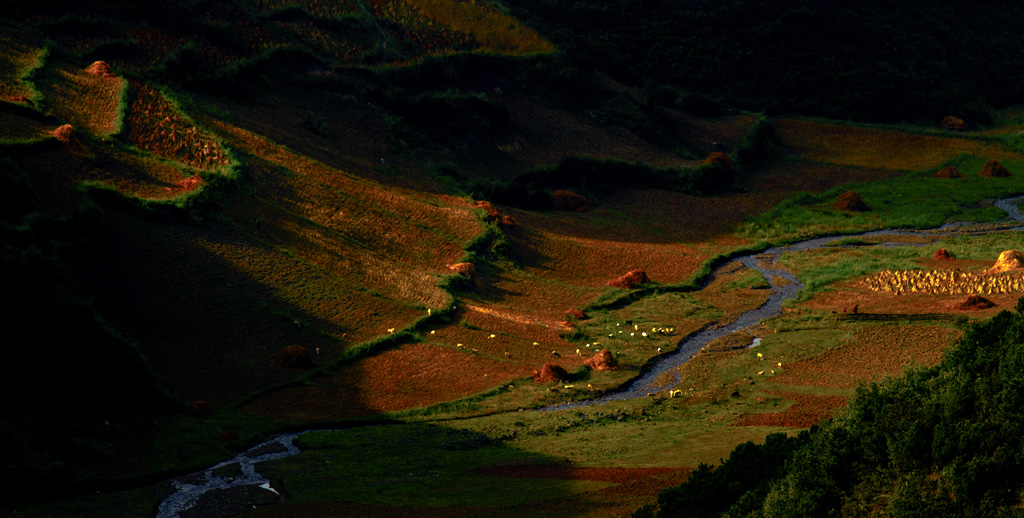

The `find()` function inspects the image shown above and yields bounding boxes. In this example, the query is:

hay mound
[533,363,569,383]
[497,214,518,229]
[607,269,649,289]
[703,151,733,170]
[833,191,868,212]
[940,116,965,131]
[585,349,618,370]
[931,166,963,179]
[178,175,203,191]
[954,295,996,310]
[565,308,588,320]
[986,250,1024,273]
[187,400,214,418]
[449,261,476,279]
[51,124,75,143]
[979,160,1010,177]
[474,200,500,219]
[933,248,955,261]
[550,189,592,212]
[272,345,314,368]
[85,60,116,78]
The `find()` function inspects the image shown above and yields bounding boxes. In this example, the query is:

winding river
[155,195,1024,517]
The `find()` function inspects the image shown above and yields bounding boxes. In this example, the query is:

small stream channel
[155,195,1024,517]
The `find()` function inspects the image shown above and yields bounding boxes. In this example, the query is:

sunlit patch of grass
[742,156,1024,244]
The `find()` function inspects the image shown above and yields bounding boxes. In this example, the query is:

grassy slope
[5,1,1024,517]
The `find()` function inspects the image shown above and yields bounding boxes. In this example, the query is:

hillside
[4,1,1024,517]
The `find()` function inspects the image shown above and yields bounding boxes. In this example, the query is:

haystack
[833,191,868,212]
[931,166,963,179]
[533,363,569,383]
[497,214,518,229]
[564,308,588,320]
[449,261,476,280]
[85,60,116,78]
[474,200,500,219]
[177,175,203,191]
[954,295,996,310]
[933,248,955,261]
[187,400,214,418]
[272,345,314,368]
[940,116,965,131]
[585,349,618,370]
[51,124,75,143]
[986,250,1024,273]
[979,160,1010,177]
[607,269,649,289]
[703,151,733,170]
[550,189,592,212]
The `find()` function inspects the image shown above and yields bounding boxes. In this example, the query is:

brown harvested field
[745,161,908,194]
[124,79,230,170]
[667,111,757,154]
[464,465,694,518]
[497,94,704,171]
[800,264,1024,318]
[0,35,44,102]
[735,391,848,428]
[776,118,1024,171]
[0,108,51,140]
[82,147,203,199]
[473,464,681,482]
[771,325,960,389]
[209,121,481,300]
[37,60,125,136]
[403,0,556,55]
[239,341,552,421]
[505,229,709,288]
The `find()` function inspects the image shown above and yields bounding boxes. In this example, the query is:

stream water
[155,195,1024,517]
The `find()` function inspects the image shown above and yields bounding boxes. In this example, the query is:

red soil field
[772,325,960,389]
[240,342,545,420]
[735,391,848,428]
[745,161,907,195]
[472,465,684,483]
